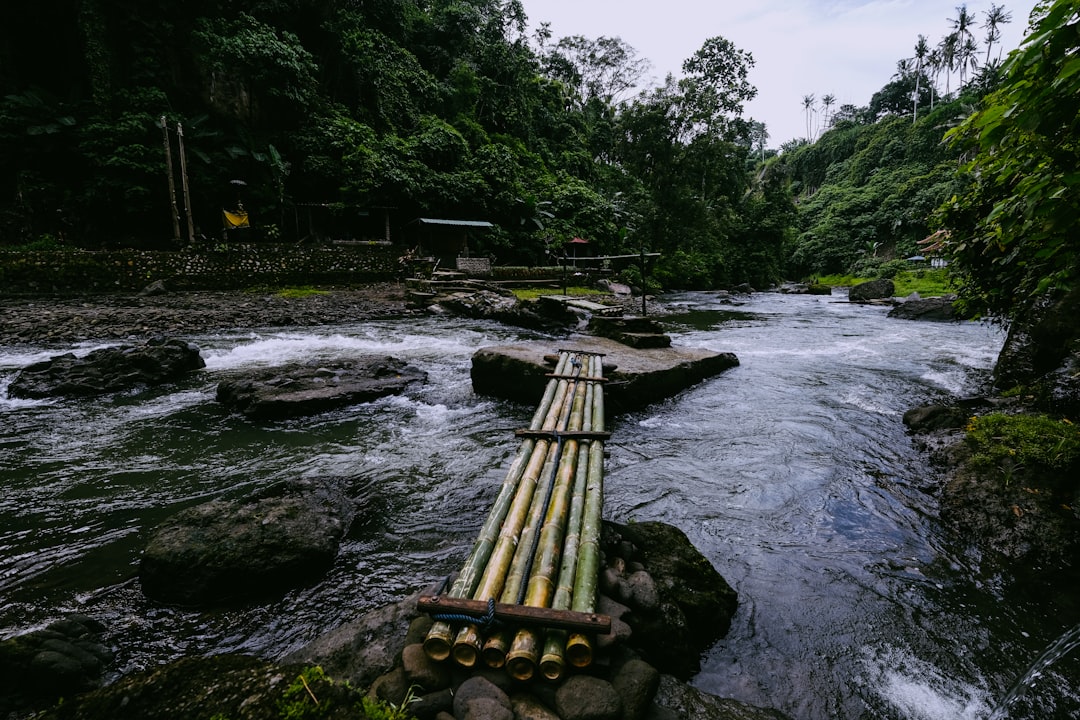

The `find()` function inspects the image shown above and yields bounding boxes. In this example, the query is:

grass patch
[811,269,954,297]
[965,413,1080,482]
[511,286,606,301]
[274,286,330,299]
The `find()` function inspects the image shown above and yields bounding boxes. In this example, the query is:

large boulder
[140,477,356,606]
[602,521,738,679]
[847,279,895,303]
[0,614,113,716]
[8,338,205,398]
[471,336,738,413]
[216,356,426,421]
[887,294,958,321]
[588,315,672,349]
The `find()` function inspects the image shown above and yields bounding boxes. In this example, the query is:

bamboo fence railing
[421,349,610,682]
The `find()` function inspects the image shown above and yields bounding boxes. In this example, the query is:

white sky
[521,0,1041,147]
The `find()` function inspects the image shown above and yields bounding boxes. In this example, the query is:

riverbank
[0,285,412,345]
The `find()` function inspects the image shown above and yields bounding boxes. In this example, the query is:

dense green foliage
[934,0,1080,320]
[0,0,791,289]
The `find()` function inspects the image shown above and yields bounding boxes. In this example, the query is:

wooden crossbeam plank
[514,429,612,440]
[417,595,611,634]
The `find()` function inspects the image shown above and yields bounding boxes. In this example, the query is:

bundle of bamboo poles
[422,349,607,682]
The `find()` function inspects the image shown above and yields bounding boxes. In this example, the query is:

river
[1,290,1077,719]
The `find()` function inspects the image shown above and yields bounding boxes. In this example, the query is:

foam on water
[862,644,995,720]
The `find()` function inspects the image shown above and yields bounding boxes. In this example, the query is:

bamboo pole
[450,356,577,666]
[423,354,571,662]
[566,354,606,668]
[160,117,181,243]
[540,366,597,679]
[506,371,590,680]
[176,122,195,245]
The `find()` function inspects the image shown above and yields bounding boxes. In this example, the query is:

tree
[913,35,930,121]
[820,93,836,130]
[543,35,650,106]
[950,4,979,88]
[677,36,757,141]
[802,93,815,140]
[938,32,959,96]
[934,0,1080,320]
[982,3,1013,64]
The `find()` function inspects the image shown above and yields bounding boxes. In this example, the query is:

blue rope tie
[432,597,499,629]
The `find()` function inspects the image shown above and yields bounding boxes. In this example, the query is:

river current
[1,290,1077,719]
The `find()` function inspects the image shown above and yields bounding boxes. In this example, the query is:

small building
[405,218,494,268]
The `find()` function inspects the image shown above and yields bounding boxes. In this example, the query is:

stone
[847,278,895,303]
[370,666,410,706]
[471,337,738,413]
[401,642,451,691]
[411,687,454,720]
[612,658,661,720]
[510,691,561,720]
[887,295,958,321]
[452,676,512,719]
[902,404,968,433]
[0,614,113,715]
[554,675,622,720]
[140,477,355,606]
[653,673,794,720]
[216,356,426,421]
[8,338,205,398]
[626,570,660,611]
[603,521,738,679]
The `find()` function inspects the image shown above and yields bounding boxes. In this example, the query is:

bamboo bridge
[420,348,612,682]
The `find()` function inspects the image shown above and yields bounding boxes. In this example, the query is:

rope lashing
[432,597,499,629]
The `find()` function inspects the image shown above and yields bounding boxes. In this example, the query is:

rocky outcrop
[0,614,114,716]
[471,336,739,413]
[140,477,356,606]
[587,315,672,349]
[419,287,584,332]
[847,278,895,303]
[603,521,738,679]
[216,356,427,421]
[7,338,205,398]
[887,294,958,321]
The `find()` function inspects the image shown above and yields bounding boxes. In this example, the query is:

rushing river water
[2,290,1078,719]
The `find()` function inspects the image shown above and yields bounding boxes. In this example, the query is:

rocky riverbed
[0,285,413,345]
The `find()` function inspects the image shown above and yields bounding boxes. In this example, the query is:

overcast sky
[521,0,1040,147]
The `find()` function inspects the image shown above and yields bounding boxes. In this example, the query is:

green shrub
[965,413,1080,482]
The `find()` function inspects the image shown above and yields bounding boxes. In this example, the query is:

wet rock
[625,570,659,611]
[8,338,205,398]
[216,356,426,421]
[140,477,355,606]
[588,316,672,349]
[453,676,512,719]
[848,278,894,303]
[0,614,113,715]
[412,687,454,719]
[33,654,364,720]
[511,691,562,720]
[554,675,621,720]
[653,673,793,720]
[402,642,452,691]
[471,337,738,413]
[887,294,958,321]
[603,521,738,679]
[612,658,660,720]
[902,404,968,433]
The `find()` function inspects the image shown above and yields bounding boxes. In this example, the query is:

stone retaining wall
[0,243,401,294]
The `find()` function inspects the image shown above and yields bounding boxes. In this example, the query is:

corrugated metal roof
[413,218,494,228]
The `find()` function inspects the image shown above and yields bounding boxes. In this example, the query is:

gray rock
[653,673,793,720]
[887,295,957,321]
[902,404,968,433]
[8,338,205,398]
[140,477,355,606]
[603,521,737,679]
[216,356,426,421]
[0,614,113,715]
[370,666,410,706]
[847,278,895,303]
[613,659,661,720]
[452,676,512,719]
[401,642,451,691]
[471,337,738,413]
[511,691,562,720]
[626,570,660,611]
[411,687,454,720]
[555,675,622,720]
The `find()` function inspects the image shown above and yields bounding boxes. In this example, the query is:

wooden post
[160,117,181,242]
[177,122,195,245]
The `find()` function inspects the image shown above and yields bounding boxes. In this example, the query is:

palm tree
[912,35,929,121]
[983,3,1013,65]
[938,32,959,97]
[820,94,836,131]
[927,47,942,109]
[950,4,978,88]
[802,94,816,141]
